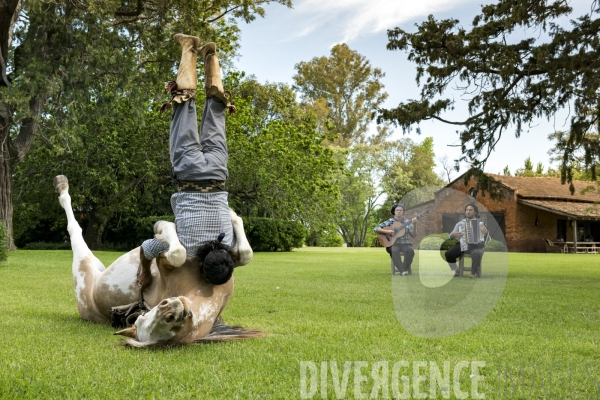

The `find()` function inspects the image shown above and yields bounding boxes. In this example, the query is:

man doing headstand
[138,34,240,288]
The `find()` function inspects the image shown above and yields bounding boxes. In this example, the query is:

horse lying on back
[54,175,261,347]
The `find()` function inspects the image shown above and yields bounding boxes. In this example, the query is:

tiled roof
[518,199,600,218]
[488,174,600,202]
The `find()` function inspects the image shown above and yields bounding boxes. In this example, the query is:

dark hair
[465,203,479,217]
[390,203,405,215]
[196,235,234,285]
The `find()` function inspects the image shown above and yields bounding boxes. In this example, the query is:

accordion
[459,218,485,251]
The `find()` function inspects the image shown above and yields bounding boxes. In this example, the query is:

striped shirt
[141,191,234,260]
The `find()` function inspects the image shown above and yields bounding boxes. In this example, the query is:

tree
[438,155,456,183]
[536,162,544,175]
[293,43,388,147]
[235,75,316,131]
[336,144,384,247]
[293,45,393,245]
[515,157,535,177]
[549,129,600,183]
[225,76,341,229]
[514,156,552,177]
[337,136,443,247]
[0,0,291,249]
[378,0,600,189]
[13,99,173,249]
[379,137,444,202]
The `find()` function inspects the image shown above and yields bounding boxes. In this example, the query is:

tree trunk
[0,130,15,250]
[84,213,107,250]
[0,0,22,87]
[0,98,44,250]
[0,0,22,250]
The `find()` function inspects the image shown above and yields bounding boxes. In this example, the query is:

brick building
[404,173,600,253]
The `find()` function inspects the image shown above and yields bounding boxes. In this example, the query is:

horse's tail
[193,319,264,343]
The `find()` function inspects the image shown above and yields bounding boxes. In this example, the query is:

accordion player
[445,203,490,278]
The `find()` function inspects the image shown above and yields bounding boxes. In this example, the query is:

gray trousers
[170,97,229,181]
[445,243,485,274]
[386,243,415,274]
[141,97,232,260]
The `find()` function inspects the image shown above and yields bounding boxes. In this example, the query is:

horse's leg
[153,221,186,268]
[137,221,184,296]
[54,175,108,323]
[137,247,153,292]
[230,209,253,267]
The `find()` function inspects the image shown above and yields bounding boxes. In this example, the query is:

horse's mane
[192,320,264,343]
[120,318,264,349]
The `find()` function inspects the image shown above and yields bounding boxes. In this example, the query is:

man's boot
[171,34,201,104]
[199,42,235,112]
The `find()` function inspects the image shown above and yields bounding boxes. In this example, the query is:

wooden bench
[558,242,600,253]
[544,239,564,253]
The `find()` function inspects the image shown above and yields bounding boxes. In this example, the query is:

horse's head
[114,296,194,347]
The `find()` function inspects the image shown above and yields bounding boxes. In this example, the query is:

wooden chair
[544,239,563,253]
[457,254,482,278]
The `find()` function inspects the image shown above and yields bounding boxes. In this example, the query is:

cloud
[294,0,479,43]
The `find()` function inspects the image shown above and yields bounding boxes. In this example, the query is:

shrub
[418,233,507,252]
[316,231,344,247]
[103,215,175,250]
[23,242,72,250]
[484,239,508,252]
[14,216,68,248]
[17,215,176,251]
[0,222,8,262]
[418,234,457,251]
[306,229,344,247]
[244,217,306,252]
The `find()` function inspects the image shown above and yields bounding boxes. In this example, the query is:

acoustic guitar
[377,210,430,247]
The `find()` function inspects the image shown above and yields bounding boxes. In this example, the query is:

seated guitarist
[374,203,417,275]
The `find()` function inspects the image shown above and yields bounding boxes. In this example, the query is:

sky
[232,0,590,180]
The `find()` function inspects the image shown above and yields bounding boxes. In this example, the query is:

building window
[468,187,478,198]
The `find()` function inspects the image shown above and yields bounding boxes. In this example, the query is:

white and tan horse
[54,175,259,347]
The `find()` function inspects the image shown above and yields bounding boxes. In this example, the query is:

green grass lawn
[0,248,598,399]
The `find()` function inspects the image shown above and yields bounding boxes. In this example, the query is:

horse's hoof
[154,220,168,235]
[53,175,69,193]
[166,245,186,268]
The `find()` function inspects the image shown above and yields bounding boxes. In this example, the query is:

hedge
[23,241,72,250]
[243,217,306,252]
[18,215,306,253]
[418,233,508,252]
[102,215,175,251]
